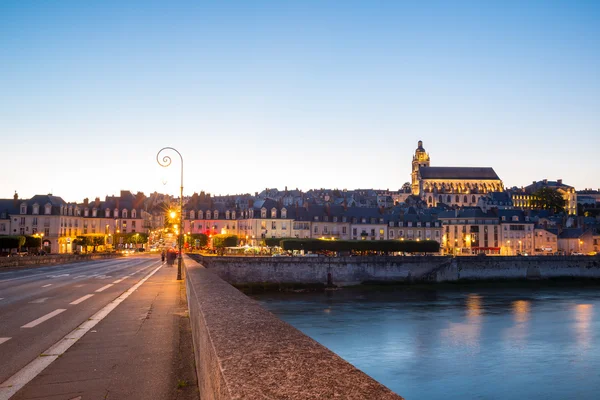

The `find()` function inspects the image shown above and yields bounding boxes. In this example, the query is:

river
[253,284,600,399]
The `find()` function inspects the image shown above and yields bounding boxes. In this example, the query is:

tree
[186,233,208,248]
[0,236,26,251]
[212,234,238,255]
[533,187,566,214]
[24,235,42,249]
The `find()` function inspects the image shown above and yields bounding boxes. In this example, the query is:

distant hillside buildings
[1,140,598,255]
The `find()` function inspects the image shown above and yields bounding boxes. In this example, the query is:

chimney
[94,197,100,208]
[557,179,562,185]
[13,191,18,206]
[84,198,89,206]
[543,179,548,184]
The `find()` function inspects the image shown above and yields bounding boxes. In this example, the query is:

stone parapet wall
[188,254,600,285]
[0,253,122,269]
[184,256,403,400]
[190,254,449,286]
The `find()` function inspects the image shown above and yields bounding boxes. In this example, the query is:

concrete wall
[184,257,402,400]
[191,255,450,286]
[189,255,600,285]
[0,253,122,269]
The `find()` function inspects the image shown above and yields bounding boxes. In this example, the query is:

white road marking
[21,309,67,328]
[29,298,50,304]
[0,262,163,399]
[47,274,69,278]
[95,284,113,293]
[113,277,128,284]
[70,294,94,305]
[0,298,4,301]
[0,338,10,345]
[42,284,52,288]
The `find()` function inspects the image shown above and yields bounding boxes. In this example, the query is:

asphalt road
[0,255,162,385]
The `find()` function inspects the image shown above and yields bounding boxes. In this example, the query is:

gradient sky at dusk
[1,0,599,202]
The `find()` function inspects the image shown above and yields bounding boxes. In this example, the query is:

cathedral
[411,140,504,208]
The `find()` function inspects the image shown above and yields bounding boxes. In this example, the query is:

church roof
[420,167,500,180]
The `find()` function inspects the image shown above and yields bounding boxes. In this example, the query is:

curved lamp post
[157,147,183,280]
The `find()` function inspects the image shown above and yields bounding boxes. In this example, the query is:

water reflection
[574,304,593,349]
[442,294,482,351]
[503,300,531,348]
[513,300,530,323]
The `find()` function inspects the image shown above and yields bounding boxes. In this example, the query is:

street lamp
[519,240,522,255]
[157,147,184,280]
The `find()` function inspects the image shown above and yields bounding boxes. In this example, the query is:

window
[20,204,27,214]
[214,211,219,219]
[198,211,203,219]
[271,208,277,218]
[390,230,395,238]
[272,221,276,230]
[132,210,136,219]
[463,196,468,203]
[352,228,357,236]
[225,211,230,220]
[281,208,287,219]
[190,210,195,219]
[45,205,51,215]
[455,195,459,202]
[439,195,443,203]
[314,225,318,233]
[261,208,267,218]
[206,211,212,219]
[84,209,89,217]
[472,195,476,203]
[342,226,347,234]
[122,209,128,219]
[33,217,38,226]
[33,204,39,215]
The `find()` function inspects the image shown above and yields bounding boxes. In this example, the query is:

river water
[253,285,600,400]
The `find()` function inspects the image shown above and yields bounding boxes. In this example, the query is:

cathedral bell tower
[411,140,430,196]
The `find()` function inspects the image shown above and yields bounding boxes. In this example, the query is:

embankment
[188,254,600,286]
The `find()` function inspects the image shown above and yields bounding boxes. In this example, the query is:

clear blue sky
[1,0,599,202]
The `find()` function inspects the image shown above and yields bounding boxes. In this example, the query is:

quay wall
[184,256,402,399]
[188,255,600,285]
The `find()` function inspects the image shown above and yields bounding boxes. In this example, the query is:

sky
[1,0,599,202]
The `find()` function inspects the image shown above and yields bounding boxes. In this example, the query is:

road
[0,255,162,386]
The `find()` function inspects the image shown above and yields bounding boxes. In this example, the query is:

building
[517,179,578,215]
[410,140,504,208]
[498,210,535,256]
[438,208,501,255]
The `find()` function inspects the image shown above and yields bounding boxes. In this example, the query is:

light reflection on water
[254,287,600,400]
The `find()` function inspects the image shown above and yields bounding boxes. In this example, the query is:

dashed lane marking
[29,298,50,304]
[42,284,52,288]
[113,277,128,284]
[0,338,10,345]
[95,284,113,293]
[21,309,67,329]
[0,262,163,399]
[69,294,94,305]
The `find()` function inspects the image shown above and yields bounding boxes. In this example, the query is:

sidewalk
[12,262,199,400]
